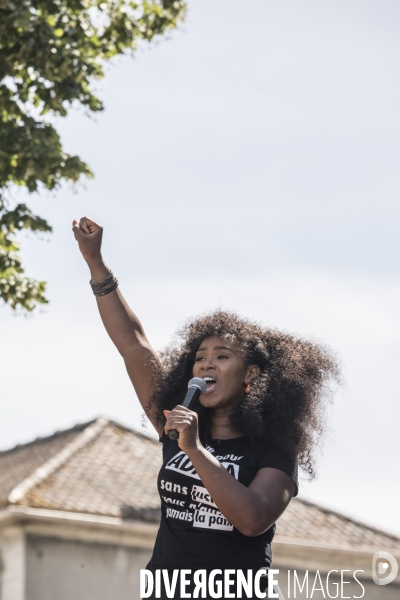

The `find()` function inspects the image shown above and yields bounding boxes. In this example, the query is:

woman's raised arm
[72,217,163,436]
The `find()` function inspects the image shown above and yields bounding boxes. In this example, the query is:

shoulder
[252,438,299,497]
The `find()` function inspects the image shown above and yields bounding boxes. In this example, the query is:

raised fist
[72,217,103,263]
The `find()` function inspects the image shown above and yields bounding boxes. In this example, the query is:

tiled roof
[1,418,399,552]
[1,418,162,522]
[277,497,400,552]
[0,421,87,505]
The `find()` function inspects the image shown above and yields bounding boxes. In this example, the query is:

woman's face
[192,336,258,409]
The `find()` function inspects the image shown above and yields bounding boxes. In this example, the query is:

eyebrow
[196,346,236,354]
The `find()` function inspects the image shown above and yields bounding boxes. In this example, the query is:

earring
[244,382,251,394]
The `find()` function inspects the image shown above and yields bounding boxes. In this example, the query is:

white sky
[1,0,399,536]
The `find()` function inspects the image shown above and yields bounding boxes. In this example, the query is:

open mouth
[203,376,218,394]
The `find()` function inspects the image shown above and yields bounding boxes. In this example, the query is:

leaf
[0,0,187,312]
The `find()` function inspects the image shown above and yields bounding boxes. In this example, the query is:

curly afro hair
[150,310,340,476]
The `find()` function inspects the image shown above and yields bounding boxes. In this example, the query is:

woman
[72,217,339,600]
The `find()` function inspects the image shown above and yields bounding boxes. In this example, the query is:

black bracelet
[90,270,113,289]
[93,279,119,297]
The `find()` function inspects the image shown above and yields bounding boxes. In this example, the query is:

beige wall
[26,534,152,600]
[24,536,400,600]
[274,569,399,600]
[0,527,25,600]
[1,516,398,600]
[272,539,400,600]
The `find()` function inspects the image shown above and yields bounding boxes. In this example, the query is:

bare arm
[164,406,295,537]
[185,445,295,537]
[72,217,163,436]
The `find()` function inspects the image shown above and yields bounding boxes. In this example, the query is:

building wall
[26,534,152,600]
[25,536,400,600]
[274,569,400,600]
[0,529,396,600]
[0,526,26,600]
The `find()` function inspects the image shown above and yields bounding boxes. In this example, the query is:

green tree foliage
[0,0,185,311]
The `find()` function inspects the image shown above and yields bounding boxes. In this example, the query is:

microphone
[168,377,207,441]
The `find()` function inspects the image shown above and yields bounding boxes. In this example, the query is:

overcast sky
[1,0,399,537]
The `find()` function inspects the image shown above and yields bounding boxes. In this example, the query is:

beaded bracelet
[89,270,114,289]
[92,278,119,297]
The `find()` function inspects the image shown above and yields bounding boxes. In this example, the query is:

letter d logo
[372,551,398,586]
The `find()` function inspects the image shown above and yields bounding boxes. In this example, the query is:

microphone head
[187,377,207,394]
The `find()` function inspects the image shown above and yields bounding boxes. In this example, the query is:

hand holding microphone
[166,378,207,442]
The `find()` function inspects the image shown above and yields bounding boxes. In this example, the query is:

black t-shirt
[148,433,298,572]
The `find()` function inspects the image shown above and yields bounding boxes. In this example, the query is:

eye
[217,355,229,360]
[194,356,205,362]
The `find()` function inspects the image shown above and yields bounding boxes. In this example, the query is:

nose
[200,356,216,370]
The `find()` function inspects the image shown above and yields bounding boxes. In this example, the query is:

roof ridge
[0,418,98,455]
[296,497,400,542]
[8,417,109,505]
[0,417,158,458]
[107,418,159,443]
